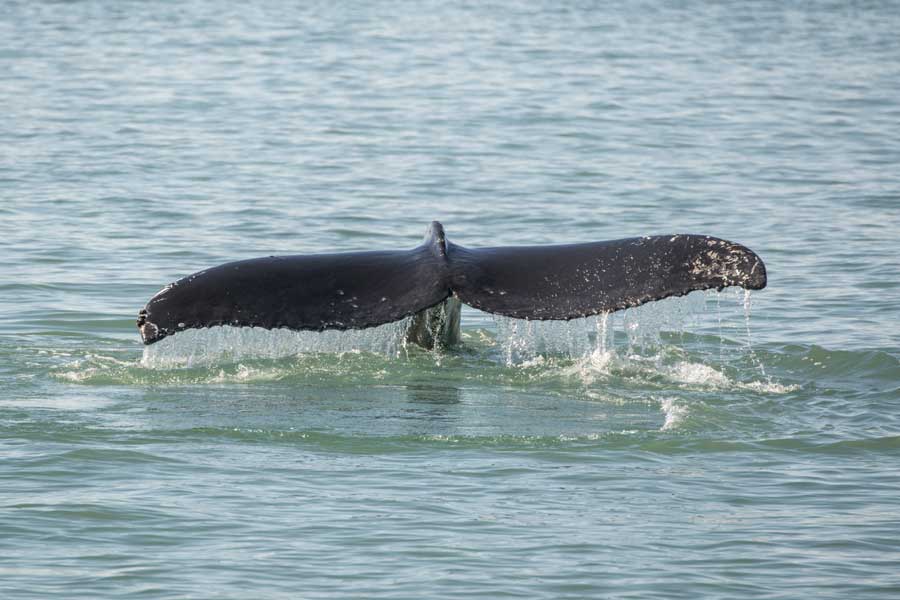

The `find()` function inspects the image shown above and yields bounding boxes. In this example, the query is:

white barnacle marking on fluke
[151,283,174,300]
[140,321,159,341]
[749,260,760,275]
[689,243,751,286]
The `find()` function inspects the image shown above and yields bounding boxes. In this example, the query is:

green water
[2,1,900,598]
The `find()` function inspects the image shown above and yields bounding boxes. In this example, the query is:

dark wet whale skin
[137,221,766,347]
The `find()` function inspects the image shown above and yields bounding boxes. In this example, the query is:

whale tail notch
[137,222,766,345]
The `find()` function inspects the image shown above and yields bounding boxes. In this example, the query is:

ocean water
[2,1,900,598]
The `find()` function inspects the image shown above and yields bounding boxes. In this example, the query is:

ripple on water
[3,2,900,596]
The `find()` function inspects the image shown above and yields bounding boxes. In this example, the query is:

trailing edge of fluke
[137,221,767,348]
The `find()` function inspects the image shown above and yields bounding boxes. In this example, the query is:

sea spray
[140,317,413,369]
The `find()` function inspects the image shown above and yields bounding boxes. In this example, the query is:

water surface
[2,1,900,598]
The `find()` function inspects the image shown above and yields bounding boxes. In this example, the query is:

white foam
[663,361,798,393]
[740,379,800,394]
[558,348,616,384]
[665,361,731,387]
[659,397,688,431]
[207,363,285,384]
[52,353,134,383]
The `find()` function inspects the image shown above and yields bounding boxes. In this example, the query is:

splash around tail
[137,221,766,349]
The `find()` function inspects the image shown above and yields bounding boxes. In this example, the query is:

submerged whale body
[137,221,767,349]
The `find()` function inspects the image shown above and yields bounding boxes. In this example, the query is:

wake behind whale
[137,221,766,349]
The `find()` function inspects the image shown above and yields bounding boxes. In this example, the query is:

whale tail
[137,221,766,346]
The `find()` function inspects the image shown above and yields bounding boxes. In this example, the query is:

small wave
[739,380,800,394]
[53,353,140,384]
[664,361,730,387]
[52,351,401,386]
[664,361,799,394]
[549,348,795,394]
[659,397,688,431]
[0,393,118,411]
[51,342,797,395]
[206,363,290,384]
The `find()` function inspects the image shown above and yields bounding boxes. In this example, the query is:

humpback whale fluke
[137,221,766,348]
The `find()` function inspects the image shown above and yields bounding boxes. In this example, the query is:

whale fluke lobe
[137,222,451,345]
[137,222,766,346]
[449,235,766,321]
